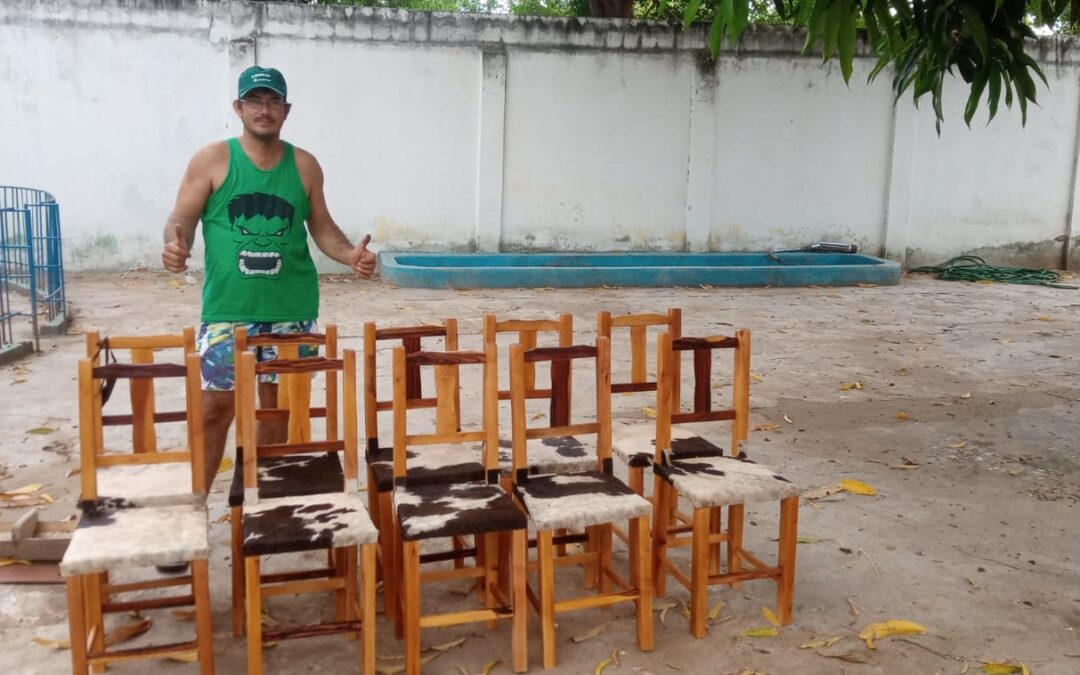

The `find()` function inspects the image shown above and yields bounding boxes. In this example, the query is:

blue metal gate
[0,186,68,363]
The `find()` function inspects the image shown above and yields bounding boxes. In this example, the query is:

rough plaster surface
[1,271,1078,672]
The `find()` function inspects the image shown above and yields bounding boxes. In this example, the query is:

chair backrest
[390,344,499,484]
[597,309,682,409]
[84,329,196,454]
[77,347,206,503]
[655,330,751,463]
[234,325,338,446]
[507,338,611,483]
[482,313,573,402]
[236,349,359,504]
[363,320,459,454]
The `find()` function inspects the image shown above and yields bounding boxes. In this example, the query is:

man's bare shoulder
[292,145,323,179]
[188,141,229,174]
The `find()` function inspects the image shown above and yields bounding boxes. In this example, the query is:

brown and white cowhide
[513,471,651,531]
[655,455,799,508]
[497,436,598,476]
[394,482,526,541]
[611,421,726,468]
[243,492,377,557]
[368,443,487,493]
[60,502,209,577]
[228,453,345,507]
[93,462,202,508]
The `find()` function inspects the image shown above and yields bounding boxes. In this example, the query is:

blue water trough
[379,252,900,289]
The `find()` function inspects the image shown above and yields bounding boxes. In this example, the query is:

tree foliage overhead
[686,0,1076,130]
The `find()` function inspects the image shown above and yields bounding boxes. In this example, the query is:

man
[162,66,376,490]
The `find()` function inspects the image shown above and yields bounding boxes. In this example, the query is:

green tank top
[200,138,317,322]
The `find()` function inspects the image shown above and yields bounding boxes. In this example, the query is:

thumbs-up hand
[162,222,191,273]
[349,233,377,279]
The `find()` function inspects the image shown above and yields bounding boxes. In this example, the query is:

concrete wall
[3,0,1079,271]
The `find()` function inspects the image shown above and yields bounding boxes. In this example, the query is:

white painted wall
[2,0,1078,271]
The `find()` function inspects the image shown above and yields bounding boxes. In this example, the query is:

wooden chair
[650,330,800,638]
[227,326,344,636]
[508,339,653,669]
[80,330,202,507]
[362,320,467,621]
[389,344,529,675]
[237,348,378,675]
[483,313,597,477]
[63,348,214,673]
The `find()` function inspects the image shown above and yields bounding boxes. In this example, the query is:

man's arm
[300,150,376,279]
[161,144,220,272]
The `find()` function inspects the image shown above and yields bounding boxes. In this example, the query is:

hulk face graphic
[227,193,295,279]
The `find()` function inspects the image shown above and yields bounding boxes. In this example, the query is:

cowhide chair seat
[242,492,379,557]
[395,482,526,542]
[61,501,209,577]
[228,452,344,507]
[497,436,598,476]
[611,421,725,468]
[513,471,651,531]
[367,443,487,493]
[93,461,200,508]
[655,455,799,509]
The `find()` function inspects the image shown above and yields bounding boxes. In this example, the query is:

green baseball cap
[238,66,287,99]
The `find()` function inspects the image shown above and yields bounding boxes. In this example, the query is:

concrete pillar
[684,59,718,253]
[475,45,507,252]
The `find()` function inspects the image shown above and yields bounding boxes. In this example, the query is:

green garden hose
[911,255,1077,290]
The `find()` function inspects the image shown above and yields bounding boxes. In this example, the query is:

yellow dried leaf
[572,622,608,642]
[961,392,972,399]
[481,659,502,675]
[166,650,199,662]
[707,602,725,620]
[0,558,31,567]
[895,411,910,420]
[595,657,613,675]
[839,479,877,496]
[947,441,967,449]
[838,381,864,391]
[105,619,152,646]
[1035,316,1053,321]
[803,484,843,500]
[4,484,43,496]
[217,457,234,474]
[980,663,1030,675]
[642,406,657,419]
[858,620,927,649]
[167,278,184,289]
[800,637,843,649]
[762,606,780,626]
[751,374,764,383]
[27,427,55,435]
[610,649,620,666]
[895,367,910,375]
[529,412,545,420]
[215,512,230,523]
[737,627,778,638]
[171,609,197,621]
[797,536,822,544]
[431,637,466,651]
[32,636,70,649]
[753,423,780,431]
[783,414,793,424]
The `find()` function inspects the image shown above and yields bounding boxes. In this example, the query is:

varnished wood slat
[261,620,363,642]
[673,336,739,351]
[522,422,597,440]
[259,568,336,584]
[374,398,437,411]
[494,318,563,332]
[610,313,672,328]
[254,406,328,421]
[610,382,657,394]
[245,332,327,346]
[418,607,510,629]
[102,410,187,426]
[92,363,187,379]
[523,345,597,363]
[374,325,448,340]
[261,577,344,598]
[257,439,345,459]
[102,594,194,613]
[406,350,486,366]
[101,576,192,594]
[671,409,735,424]
[88,640,199,666]
[99,335,189,350]
[553,589,638,613]
[255,357,343,375]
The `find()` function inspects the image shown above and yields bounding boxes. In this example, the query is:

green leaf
[730,0,750,44]
[1017,52,1049,87]
[987,67,1002,122]
[803,2,830,54]
[838,3,857,82]
[823,0,848,62]
[683,0,702,31]
[957,3,989,60]
[708,9,727,57]
[964,68,989,127]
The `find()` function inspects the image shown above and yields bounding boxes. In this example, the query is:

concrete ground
[1,270,1079,674]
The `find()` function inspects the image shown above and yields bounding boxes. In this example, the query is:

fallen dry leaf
[751,374,764,383]
[947,441,968,449]
[980,663,1030,675]
[753,423,781,431]
[961,392,972,399]
[642,406,657,419]
[217,457,234,474]
[2,483,43,497]
[803,484,844,501]
[797,536,822,544]
[762,606,780,626]
[858,620,927,649]
[838,381,864,391]
[572,622,609,643]
[1035,316,1053,322]
[431,637,466,652]
[215,512,230,523]
[890,458,920,470]
[26,427,55,435]
[707,602,725,621]
[816,650,871,664]
[595,656,613,675]
[0,558,32,567]
[1008,468,1025,477]
[737,627,778,638]
[481,659,502,675]
[839,479,877,496]
[783,414,793,424]
[895,411,910,420]
[800,637,843,649]
[105,619,152,646]
[32,636,71,649]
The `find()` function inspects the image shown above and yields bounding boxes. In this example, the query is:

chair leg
[230,506,245,637]
[377,489,398,626]
[632,516,654,652]
[192,559,216,674]
[361,544,377,675]
[777,496,799,625]
[482,532,499,629]
[510,529,528,674]
[334,545,349,623]
[84,572,106,673]
[583,526,599,590]
[651,476,671,598]
[708,508,722,576]
[727,503,745,578]
[628,466,644,496]
[689,508,710,638]
[245,557,263,675]
[537,530,557,669]
[402,540,422,675]
[597,524,613,596]
[341,546,358,633]
[65,576,89,675]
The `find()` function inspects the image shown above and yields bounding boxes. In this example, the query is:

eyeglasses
[239,97,287,111]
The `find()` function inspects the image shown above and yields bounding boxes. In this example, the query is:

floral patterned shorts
[197,320,318,391]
